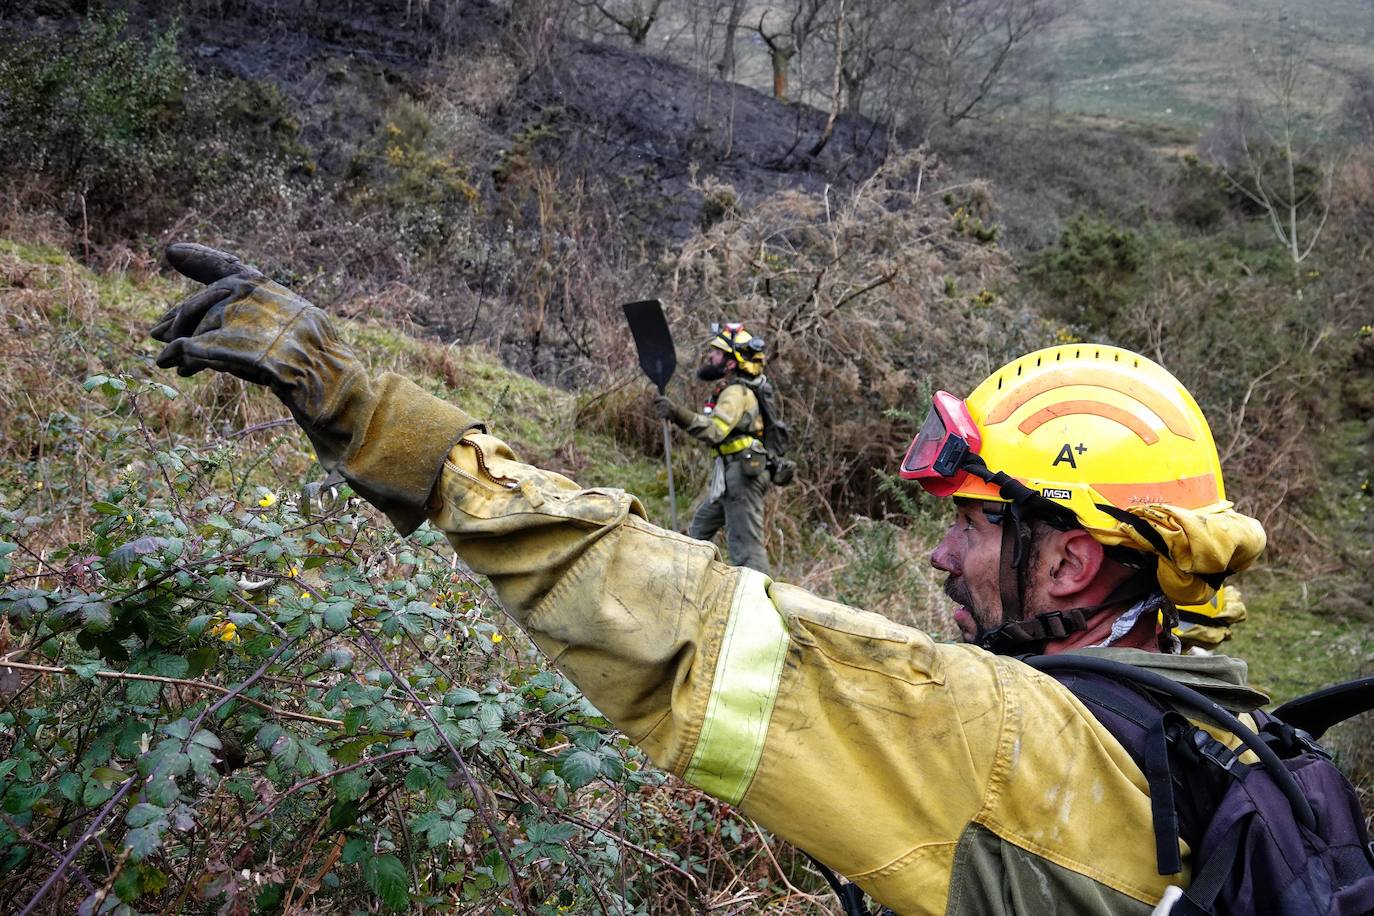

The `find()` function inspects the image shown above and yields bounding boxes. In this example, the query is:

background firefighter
[653,322,777,575]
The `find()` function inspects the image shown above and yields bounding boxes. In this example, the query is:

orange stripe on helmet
[1017,400,1160,444]
[1093,474,1219,511]
[982,368,1197,440]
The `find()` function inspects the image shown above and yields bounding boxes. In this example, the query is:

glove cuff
[669,403,696,429]
[296,372,477,535]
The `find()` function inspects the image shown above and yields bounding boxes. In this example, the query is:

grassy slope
[1051,0,1374,125]
[0,237,675,546]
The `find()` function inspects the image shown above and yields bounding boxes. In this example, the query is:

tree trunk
[771,48,794,100]
[716,0,745,79]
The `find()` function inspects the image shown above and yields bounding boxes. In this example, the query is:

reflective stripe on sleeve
[710,415,734,437]
[681,567,789,805]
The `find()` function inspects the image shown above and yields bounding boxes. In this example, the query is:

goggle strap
[966,456,1077,531]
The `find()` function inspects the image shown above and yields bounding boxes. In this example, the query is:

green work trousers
[688,458,770,575]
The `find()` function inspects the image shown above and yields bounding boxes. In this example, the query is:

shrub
[0,13,307,240]
[669,151,1040,524]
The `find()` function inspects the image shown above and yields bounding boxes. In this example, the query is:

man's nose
[930,527,961,574]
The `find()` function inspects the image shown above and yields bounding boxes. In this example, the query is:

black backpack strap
[1167,819,1246,916]
[803,851,871,916]
[1052,673,1188,875]
[1271,675,1374,740]
[1026,655,1317,833]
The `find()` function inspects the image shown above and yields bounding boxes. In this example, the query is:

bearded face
[695,349,730,381]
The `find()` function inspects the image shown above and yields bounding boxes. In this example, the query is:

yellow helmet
[899,344,1265,649]
[949,344,1227,526]
[708,322,766,376]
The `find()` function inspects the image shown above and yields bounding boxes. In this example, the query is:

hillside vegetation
[1,2,1372,913]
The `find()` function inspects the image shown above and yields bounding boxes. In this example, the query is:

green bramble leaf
[443,688,480,708]
[363,853,409,910]
[555,748,602,790]
[104,537,168,581]
[124,803,167,828]
[322,604,351,632]
[124,823,165,862]
[342,707,365,736]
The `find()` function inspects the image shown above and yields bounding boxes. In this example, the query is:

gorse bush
[0,250,830,915]
[0,13,306,239]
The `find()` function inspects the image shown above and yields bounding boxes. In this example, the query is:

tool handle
[662,418,677,530]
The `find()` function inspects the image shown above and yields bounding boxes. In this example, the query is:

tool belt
[714,435,763,459]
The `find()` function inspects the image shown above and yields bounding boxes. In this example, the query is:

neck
[1042,604,1162,655]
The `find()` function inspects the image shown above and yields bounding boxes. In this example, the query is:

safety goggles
[898,391,983,496]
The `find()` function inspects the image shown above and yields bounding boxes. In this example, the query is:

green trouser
[687,457,770,575]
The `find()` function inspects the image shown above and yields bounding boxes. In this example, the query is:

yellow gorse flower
[208,619,240,643]
[258,491,277,508]
[491,633,504,644]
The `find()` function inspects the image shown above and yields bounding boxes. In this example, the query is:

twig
[129,393,186,523]
[15,775,136,916]
[225,417,297,440]
[242,749,416,831]
[0,813,98,895]
[750,821,830,908]
[0,659,343,728]
[354,629,531,915]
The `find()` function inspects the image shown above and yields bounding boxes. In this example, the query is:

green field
[1050,0,1374,124]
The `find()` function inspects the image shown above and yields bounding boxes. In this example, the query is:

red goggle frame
[898,391,982,496]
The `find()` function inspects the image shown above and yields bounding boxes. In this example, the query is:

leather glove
[151,243,475,534]
[652,394,695,429]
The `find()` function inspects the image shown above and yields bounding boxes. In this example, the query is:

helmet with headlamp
[708,322,766,377]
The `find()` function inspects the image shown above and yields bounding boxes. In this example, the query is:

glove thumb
[165,243,265,285]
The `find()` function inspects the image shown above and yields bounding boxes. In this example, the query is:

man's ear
[1042,529,1106,599]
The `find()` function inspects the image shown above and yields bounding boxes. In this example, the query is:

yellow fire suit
[391,384,1267,915]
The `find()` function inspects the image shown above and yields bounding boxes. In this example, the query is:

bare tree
[809,0,846,155]
[926,0,1062,127]
[572,0,665,45]
[1205,33,1339,267]
[802,0,1061,131]
[716,0,747,79]
[754,1,831,101]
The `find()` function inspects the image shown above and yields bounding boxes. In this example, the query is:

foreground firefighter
[150,245,1374,915]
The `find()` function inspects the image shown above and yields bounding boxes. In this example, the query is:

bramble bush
[0,251,829,914]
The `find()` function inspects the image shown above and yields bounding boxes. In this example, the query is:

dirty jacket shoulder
[678,380,763,447]
[418,405,1187,915]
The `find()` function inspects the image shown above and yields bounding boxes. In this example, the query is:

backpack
[752,378,796,485]
[809,657,1374,916]
[1029,654,1374,916]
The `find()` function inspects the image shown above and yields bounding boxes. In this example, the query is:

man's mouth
[944,577,977,638]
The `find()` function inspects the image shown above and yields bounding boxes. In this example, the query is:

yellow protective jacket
[676,379,764,452]
[393,388,1265,915]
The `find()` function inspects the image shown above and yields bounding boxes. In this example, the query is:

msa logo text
[1041,487,1072,500]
